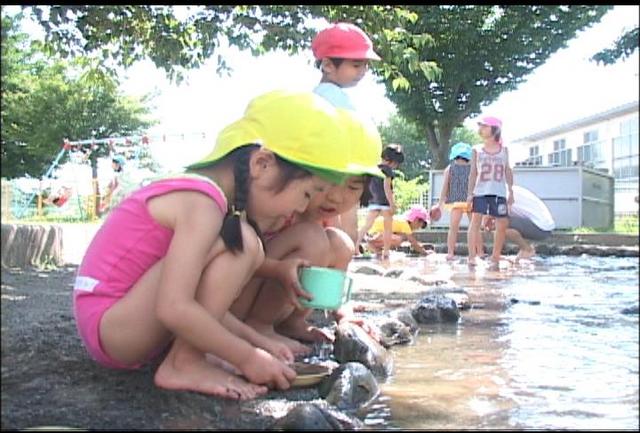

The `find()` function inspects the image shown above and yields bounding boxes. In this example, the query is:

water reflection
[367,255,639,430]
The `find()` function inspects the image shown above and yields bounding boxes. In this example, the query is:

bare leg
[381,209,394,258]
[467,213,483,265]
[491,217,509,264]
[447,209,463,259]
[233,222,331,350]
[355,209,380,256]
[99,229,268,400]
[506,228,535,261]
[275,227,354,343]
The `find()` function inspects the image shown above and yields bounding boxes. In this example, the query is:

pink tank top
[74,175,227,298]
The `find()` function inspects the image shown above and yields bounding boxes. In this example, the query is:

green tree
[380,5,610,168]
[21,5,610,168]
[379,113,481,179]
[1,14,155,181]
[591,26,639,65]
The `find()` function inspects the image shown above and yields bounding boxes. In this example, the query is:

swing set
[15,134,151,220]
[11,131,209,221]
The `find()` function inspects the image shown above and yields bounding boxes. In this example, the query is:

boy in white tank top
[466,116,514,267]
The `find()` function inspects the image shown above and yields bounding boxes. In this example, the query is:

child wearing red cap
[311,22,380,110]
[466,116,514,268]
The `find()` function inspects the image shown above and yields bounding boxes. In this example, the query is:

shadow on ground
[1,266,324,430]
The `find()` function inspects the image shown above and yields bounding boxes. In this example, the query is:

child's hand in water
[274,258,313,309]
[240,348,297,390]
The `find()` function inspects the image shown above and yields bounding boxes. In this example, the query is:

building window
[613,116,639,180]
[577,129,604,167]
[548,138,572,166]
[525,145,542,165]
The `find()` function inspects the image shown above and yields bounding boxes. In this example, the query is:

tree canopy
[19,5,611,169]
[1,13,156,179]
[591,26,639,65]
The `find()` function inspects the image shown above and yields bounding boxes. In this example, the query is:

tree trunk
[1,223,64,269]
[90,155,101,218]
[425,124,454,169]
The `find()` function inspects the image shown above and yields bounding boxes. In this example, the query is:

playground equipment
[11,132,209,221]
[15,135,151,219]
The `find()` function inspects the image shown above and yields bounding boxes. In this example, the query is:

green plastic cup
[298,266,353,310]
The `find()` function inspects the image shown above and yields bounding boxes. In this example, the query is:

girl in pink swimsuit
[72,90,351,400]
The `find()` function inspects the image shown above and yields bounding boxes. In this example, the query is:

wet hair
[215,144,316,253]
[381,143,404,164]
[315,57,345,70]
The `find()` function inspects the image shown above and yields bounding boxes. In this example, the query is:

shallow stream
[358,255,639,430]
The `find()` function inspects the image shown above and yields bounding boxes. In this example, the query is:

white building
[512,101,639,215]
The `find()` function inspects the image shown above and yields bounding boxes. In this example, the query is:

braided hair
[216,145,317,254]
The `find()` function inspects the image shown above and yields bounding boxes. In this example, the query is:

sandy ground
[1,264,362,430]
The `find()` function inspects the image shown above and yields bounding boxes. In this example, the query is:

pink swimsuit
[73,175,227,369]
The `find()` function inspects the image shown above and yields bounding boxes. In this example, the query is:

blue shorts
[472,195,508,218]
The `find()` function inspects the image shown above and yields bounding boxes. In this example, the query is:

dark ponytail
[215,144,315,253]
[219,145,265,254]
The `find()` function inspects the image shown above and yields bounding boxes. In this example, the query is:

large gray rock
[333,322,393,378]
[317,362,379,411]
[411,294,460,324]
[269,402,364,430]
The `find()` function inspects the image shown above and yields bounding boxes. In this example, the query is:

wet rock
[317,362,380,411]
[352,264,385,276]
[373,316,416,347]
[391,308,419,333]
[269,402,364,430]
[333,322,393,378]
[509,298,541,306]
[383,268,404,278]
[411,294,460,324]
[621,305,639,315]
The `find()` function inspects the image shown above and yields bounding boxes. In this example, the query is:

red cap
[312,22,380,61]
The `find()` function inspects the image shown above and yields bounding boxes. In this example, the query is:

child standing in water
[72,90,353,400]
[466,116,514,268]
[437,142,484,260]
[356,143,405,259]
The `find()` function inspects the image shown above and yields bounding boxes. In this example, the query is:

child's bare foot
[155,348,267,400]
[205,353,241,375]
[276,317,335,344]
[516,246,536,262]
[247,320,312,356]
[446,254,455,261]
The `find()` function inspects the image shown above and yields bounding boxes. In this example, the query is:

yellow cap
[338,109,384,178]
[188,90,352,184]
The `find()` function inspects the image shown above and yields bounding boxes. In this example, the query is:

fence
[1,178,100,223]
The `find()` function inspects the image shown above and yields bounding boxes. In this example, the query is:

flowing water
[359,254,639,430]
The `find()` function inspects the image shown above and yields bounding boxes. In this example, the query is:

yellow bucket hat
[188,90,352,184]
[337,109,385,178]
